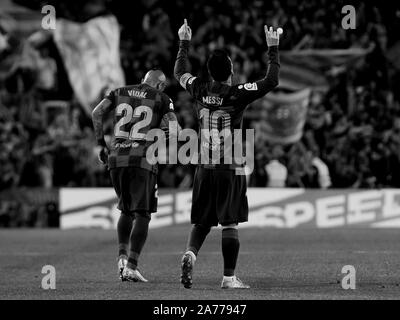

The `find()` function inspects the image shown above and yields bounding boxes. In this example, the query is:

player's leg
[185,224,211,257]
[220,224,248,288]
[122,211,150,282]
[117,211,134,277]
[110,167,132,278]
[181,167,216,288]
[117,213,133,257]
[181,224,211,288]
[216,170,250,289]
[221,224,239,277]
[127,212,150,270]
[121,167,157,282]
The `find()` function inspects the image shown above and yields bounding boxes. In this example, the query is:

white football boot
[221,276,250,289]
[122,266,148,282]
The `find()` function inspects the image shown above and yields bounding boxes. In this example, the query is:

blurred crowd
[1,0,400,191]
[0,188,59,227]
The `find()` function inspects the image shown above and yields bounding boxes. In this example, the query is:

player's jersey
[189,80,248,168]
[105,83,174,172]
[184,77,276,169]
[175,41,280,170]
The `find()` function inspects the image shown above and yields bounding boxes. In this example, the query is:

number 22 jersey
[104,83,174,172]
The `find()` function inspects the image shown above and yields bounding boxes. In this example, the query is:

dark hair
[207,49,232,82]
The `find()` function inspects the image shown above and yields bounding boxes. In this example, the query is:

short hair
[207,49,232,82]
[143,69,166,84]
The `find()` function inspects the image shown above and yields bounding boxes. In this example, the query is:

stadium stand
[0,0,399,193]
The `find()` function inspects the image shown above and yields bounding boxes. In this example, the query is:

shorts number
[114,103,153,140]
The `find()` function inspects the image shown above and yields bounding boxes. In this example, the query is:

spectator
[1,0,400,190]
[265,145,287,188]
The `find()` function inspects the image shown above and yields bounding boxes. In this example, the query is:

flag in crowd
[53,15,125,115]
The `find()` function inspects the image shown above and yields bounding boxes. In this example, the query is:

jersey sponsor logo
[243,83,258,91]
[128,90,147,99]
[202,96,224,106]
[115,141,140,148]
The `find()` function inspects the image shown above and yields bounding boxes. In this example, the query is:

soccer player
[174,20,280,289]
[91,69,178,282]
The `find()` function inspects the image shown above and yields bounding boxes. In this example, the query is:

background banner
[279,48,370,90]
[59,188,400,229]
[261,88,310,145]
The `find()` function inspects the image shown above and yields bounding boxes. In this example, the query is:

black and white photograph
[1,0,400,311]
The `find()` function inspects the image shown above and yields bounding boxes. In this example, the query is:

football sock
[222,228,240,277]
[127,214,150,269]
[186,224,211,256]
[117,213,134,257]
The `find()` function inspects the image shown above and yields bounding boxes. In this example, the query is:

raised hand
[178,19,192,41]
[264,25,282,47]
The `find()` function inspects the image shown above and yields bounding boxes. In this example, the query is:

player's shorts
[191,166,249,227]
[110,166,158,214]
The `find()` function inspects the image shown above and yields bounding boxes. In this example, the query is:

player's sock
[186,224,211,256]
[117,213,134,257]
[221,227,240,277]
[127,251,139,270]
[127,213,150,269]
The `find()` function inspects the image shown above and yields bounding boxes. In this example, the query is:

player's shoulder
[110,84,138,96]
[159,92,174,111]
[103,86,119,101]
[180,73,212,93]
[149,89,170,104]
[191,79,211,94]
[195,77,209,88]
[140,84,168,101]
[159,90,171,101]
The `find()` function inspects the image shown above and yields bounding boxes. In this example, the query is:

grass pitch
[1,226,400,299]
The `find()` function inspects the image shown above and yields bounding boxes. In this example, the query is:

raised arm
[174,19,196,90]
[235,26,281,104]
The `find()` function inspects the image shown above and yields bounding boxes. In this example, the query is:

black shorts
[191,167,249,227]
[110,166,158,214]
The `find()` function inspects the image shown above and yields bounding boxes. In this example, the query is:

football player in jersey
[92,69,179,282]
[174,20,280,289]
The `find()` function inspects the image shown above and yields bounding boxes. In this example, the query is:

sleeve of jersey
[181,74,199,96]
[174,40,199,96]
[234,46,280,105]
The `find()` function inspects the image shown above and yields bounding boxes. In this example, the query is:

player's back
[192,80,252,168]
[174,38,279,169]
[196,81,249,128]
[106,83,171,171]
